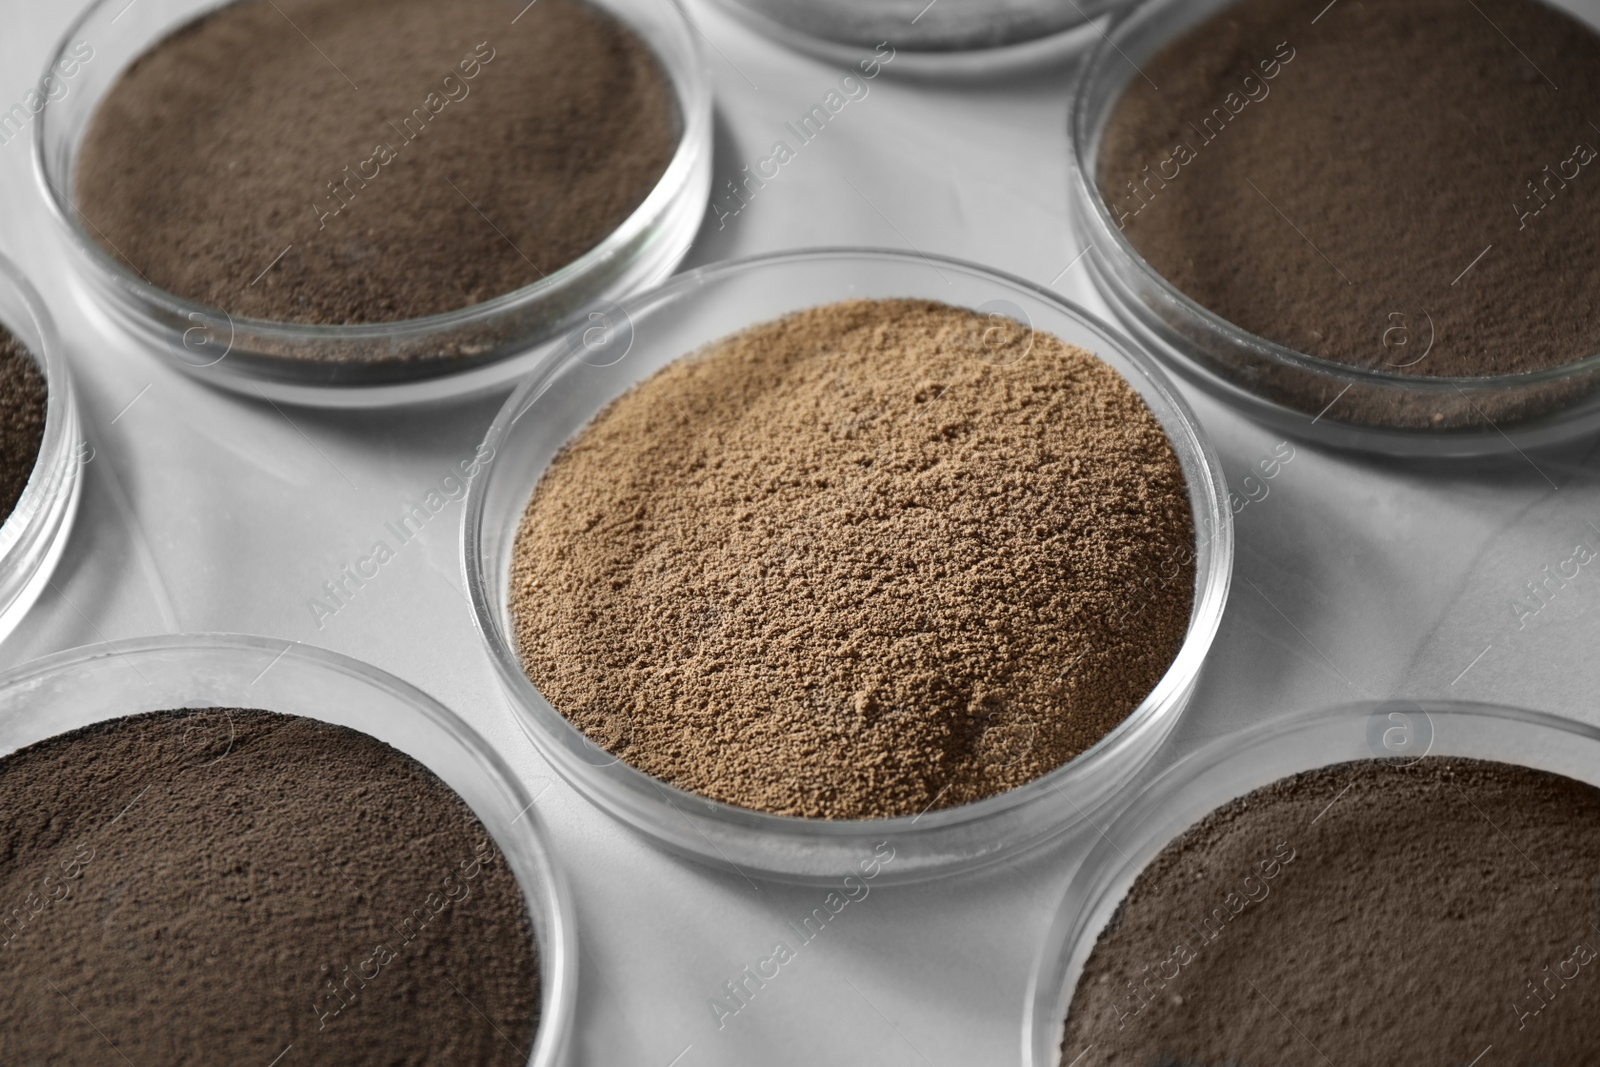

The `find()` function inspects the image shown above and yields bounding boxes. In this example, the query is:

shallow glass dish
[0,633,575,1067]
[34,0,711,409]
[1023,699,1600,1066]
[463,248,1233,885]
[0,254,81,643]
[1069,0,1600,456]
[710,0,1126,73]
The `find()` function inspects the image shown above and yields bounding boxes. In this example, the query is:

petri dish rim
[0,252,82,643]
[702,0,1128,76]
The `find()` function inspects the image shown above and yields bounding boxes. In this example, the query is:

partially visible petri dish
[0,253,81,644]
[1022,699,1600,1067]
[34,0,711,409]
[707,0,1129,75]
[0,633,575,1067]
[1068,0,1600,457]
[463,248,1234,885]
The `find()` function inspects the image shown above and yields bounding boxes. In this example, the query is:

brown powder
[0,709,539,1065]
[0,326,46,525]
[75,0,678,328]
[1062,758,1600,1066]
[508,298,1195,820]
[1100,0,1600,379]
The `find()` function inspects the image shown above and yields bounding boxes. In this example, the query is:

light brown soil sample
[74,0,678,328]
[0,709,540,1065]
[1063,758,1600,1066]
[509,298,1195,820]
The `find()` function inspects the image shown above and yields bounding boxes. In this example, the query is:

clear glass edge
[702,0,1124,73]
[0,253,81,632]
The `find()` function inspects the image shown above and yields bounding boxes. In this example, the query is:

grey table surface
[4,0,1600,1063]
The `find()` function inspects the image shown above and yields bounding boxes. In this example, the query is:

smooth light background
[3,0,1600,1063]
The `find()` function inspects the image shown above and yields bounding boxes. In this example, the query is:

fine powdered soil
[75,0,678,328]
[0,326,47,524]
[509,298,1195,820]
[1100,0,1600,379]
[1062,758,1600,1066]
[0,709,539,1065]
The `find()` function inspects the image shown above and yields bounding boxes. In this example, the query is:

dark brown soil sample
[1100,0,1600,379]
[0,709,540,1065]
[74,0,678,328]
[1062,758,1600,1066]
[509,298,1195,820]
[0,326,47,524]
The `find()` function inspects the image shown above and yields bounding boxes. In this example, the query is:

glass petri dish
[33,0,712,409]
[1023,699,1600,1066]
[708,0,1127,74]
[1068,0,1600,457]
[462,248,1233,884]
[0,253,81,644]
[0,633,575,1067]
